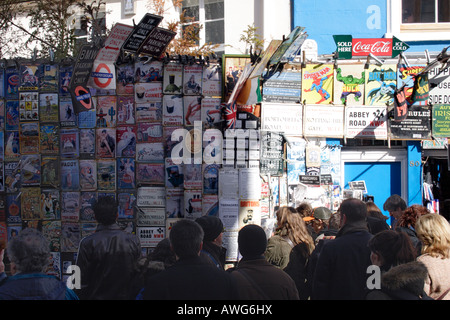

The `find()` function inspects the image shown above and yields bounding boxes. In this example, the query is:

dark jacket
[199,241,227,270]
[143,256,238,300]
[366,261,433,300]
[264,234,311,299]
[230,257,299,300]
[395,226,422,256]
[75,223,141,300]
[0,273,78,300]
[312,221,373,300]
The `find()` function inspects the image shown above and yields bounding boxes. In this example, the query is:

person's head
[368,230,417,271]
[328,212,341,230]
[397,205,430,228]
[149,238,177,267]
[275,206,315,252]
[169,219,204,259]
[366,202,388,220]
[311,207,332,233]
[7,228,50,274]
[383,194,406,219]
[416,213,450,259]
[339,198,368,226]
[296,202,313,219]
[195,216,224,246]
[238,224,267,260]
[93,195,118,225]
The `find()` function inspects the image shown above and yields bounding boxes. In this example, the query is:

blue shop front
[289,0,450,221]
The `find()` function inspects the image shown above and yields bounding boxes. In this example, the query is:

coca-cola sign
[352,38,392,56]
[333,35,409,59]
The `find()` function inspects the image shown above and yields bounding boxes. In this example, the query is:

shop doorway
[341,149,408,220]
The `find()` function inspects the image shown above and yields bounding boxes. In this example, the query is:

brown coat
[229,258,300,300]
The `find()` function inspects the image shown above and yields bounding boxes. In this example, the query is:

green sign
[333,35,353,59]
[432,104,450,137]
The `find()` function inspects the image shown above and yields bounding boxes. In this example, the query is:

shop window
[402,0,450,23]
[182,0,225,52]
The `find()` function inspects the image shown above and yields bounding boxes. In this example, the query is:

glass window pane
[205,0,224,20]
[183,0,200,22]
[205,20,224,44]
[438,0,450,22]
[402,0,435,23]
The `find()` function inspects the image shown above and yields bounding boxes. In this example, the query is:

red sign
[352,38,392,57]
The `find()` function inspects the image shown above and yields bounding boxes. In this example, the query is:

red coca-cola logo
[352,38,393,56]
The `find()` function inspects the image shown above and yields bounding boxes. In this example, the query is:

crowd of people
[0,194,449,300]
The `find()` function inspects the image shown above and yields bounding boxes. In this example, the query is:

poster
[432,104,450,138]
[163,63,183,94]
[262,68,302,103]
[238,168,261,199]
[79,160,97,191]
[60,160,79,191]
[97,160,116,191]
[303,105,344,138]
[116,125,137,157]
[137,226,165,248]
[19,91,39,121]
[238,199,261,229]
[96,95,117,128]
[163,94,183,126]
[202,63,222,97]
[166,188,184,219]
[137,187,165,207]
[345,106,387,139]
[117,158,136,189]
[365,64,397,106]
[388,105,432,140]
[39,93,59,122]
[184,189,202,219]
[302,64,334,104]
[333,64,365,105]
[201,98,222,129]
[219,198,239,261]
[40,124,59,155]
[183,64,203,95]
[261,102,303,135]
[397,63,426,106]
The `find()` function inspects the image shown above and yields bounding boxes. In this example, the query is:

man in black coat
[312,198,373,300]
[143,219,238,300]
[75,196,141,300]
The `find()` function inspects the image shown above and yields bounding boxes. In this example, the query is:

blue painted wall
[292,0,387,55]
[291,0,449,55]
[407,141,423,206]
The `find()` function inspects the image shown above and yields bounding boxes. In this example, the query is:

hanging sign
[122,13,163,53]
[261,102,303,135]
[88,23,134,90]
[345,106,387,139]
[303,105,344,138]
[138,27,176,58]
[69,44,99,114]
[432,104,450,138]
[333,35,409,59]
[388,105,431,140]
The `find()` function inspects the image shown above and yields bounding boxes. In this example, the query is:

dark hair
[397,204,430,228]
[383,194,407,212]
[93,195,118,225]
[368,230,416,271]
[296,202,313,218]
[169,219,204,259]
[148,238,176,268]
[7,228,50,273]
[339,198,367,223]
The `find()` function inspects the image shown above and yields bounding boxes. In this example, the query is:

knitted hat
[238,224,267,259]
[195,216,223,242]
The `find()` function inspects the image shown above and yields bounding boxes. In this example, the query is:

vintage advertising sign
[261,102,303,135]
[138,27,176,58]
[69,44,99,114]
[432,104,450,138]
[303,105,344,138]
[122,13,163,53]
[333,35,409,59]
[89,23,133,90]
[428,65,450,105]
[389,105,431,140]
[137,226,165,247]
[137,187,166,207]
[345,106,387,139]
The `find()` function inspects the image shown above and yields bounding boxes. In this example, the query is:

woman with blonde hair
[415,213,450,300]
[265,206,315,299]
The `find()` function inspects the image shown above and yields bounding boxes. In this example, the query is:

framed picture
[222,54,251,103]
